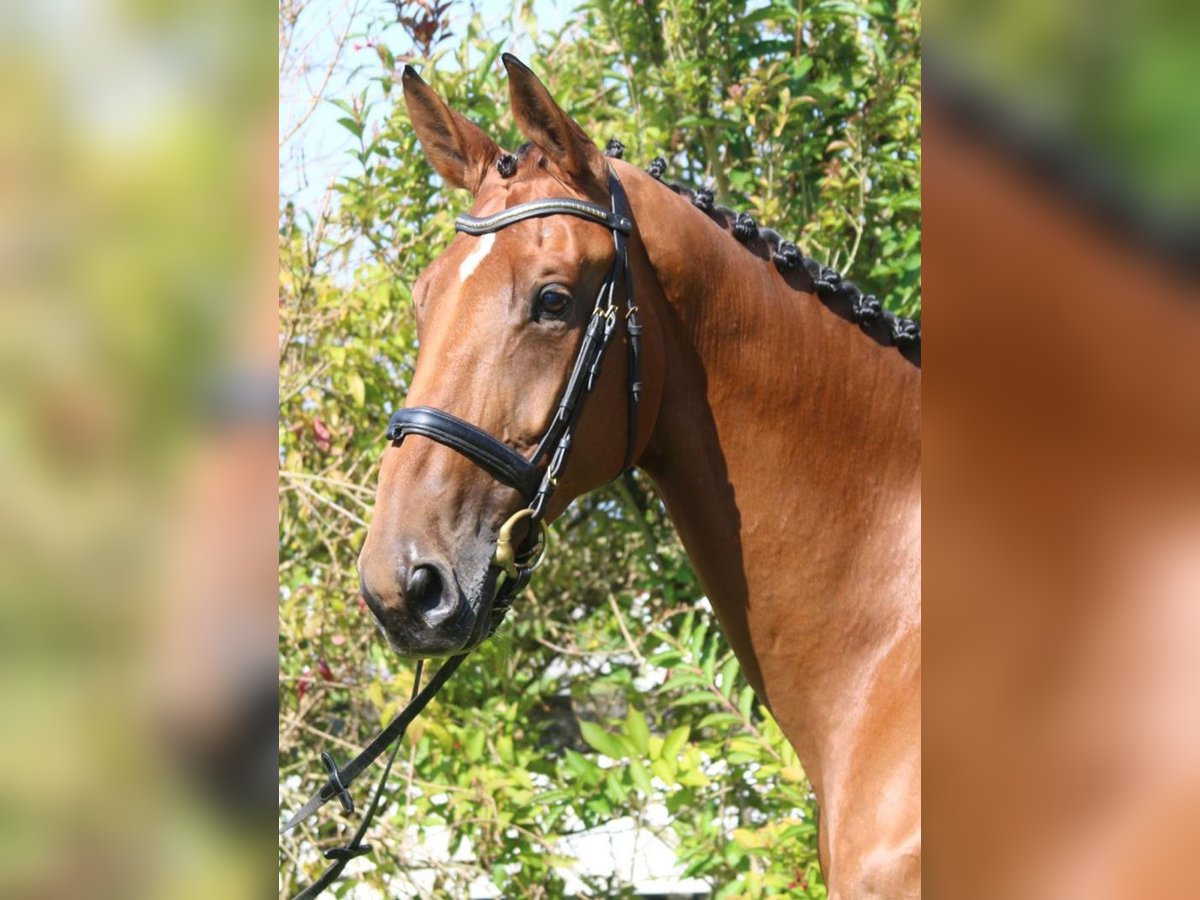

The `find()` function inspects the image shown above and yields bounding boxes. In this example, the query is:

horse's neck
[629,172,921,772]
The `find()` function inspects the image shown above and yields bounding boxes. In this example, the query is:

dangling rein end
[492,508,549,579]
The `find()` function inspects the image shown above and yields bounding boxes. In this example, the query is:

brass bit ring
[492,508,549,579]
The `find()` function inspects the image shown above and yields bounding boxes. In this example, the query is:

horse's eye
[538,286,572,319]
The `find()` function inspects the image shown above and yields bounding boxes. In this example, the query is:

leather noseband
[386,407,540,497]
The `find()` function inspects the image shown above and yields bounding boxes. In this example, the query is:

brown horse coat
[359,57,921,897]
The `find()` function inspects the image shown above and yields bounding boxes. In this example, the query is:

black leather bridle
[389,167,641,559]
[281,166,642,898]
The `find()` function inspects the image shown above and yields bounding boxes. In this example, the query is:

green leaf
[561,748,600,780]
[648,648,683,667]
[697,711,742,730]
[628,758,653,794]
[347,372,365,408]
[578,721,627,760]
[678,611,695,642]
[336,116,364,139]
[660,672,704,693]
[737,39,795,61]
[733,827,769,849]
[662,725,691,760]
[465,727,485,761]
[739,686,757,719]
[604,769,628,805]
[624,707,650,756]
[701,640,720,682]
[366,681,385,714]
[671,691,718,708]
[790,56,815,79]
[719,655,740,699]
[648,735,664,760]
[651,758,677,786]
[781,765,808,783]
[496,733,515,765]
[744,4,800,26]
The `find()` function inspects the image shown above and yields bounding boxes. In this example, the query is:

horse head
[358,55,663,657]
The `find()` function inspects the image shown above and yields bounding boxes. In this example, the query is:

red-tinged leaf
[312,418,332,453]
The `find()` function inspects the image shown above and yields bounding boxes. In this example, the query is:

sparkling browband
[456,198,633,236]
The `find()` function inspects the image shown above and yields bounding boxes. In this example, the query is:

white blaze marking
[457,232,495,284]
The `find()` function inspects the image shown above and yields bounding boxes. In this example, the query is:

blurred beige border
[0,2,278,898]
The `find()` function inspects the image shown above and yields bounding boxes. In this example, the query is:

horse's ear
[402,66,500,194]
[502,53,608,193]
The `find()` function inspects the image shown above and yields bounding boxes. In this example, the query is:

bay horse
[357,55,921,897]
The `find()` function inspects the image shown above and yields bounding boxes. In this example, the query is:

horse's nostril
[405,564,448,619]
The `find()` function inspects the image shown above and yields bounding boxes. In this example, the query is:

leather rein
[281,167,642,897]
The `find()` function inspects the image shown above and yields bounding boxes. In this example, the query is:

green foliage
[280,1,917,896]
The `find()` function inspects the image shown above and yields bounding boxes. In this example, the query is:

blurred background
[0,0,276,897]
[924,0,1200,897]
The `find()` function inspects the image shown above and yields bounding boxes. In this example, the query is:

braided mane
[496,139,921,361]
